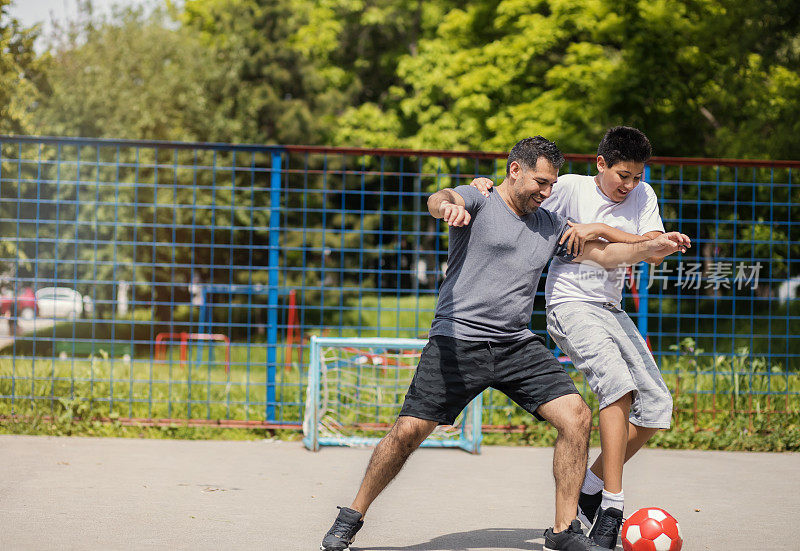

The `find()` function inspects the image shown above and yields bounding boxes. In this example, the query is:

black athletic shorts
[399,335,580,425]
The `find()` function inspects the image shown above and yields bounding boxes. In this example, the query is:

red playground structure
[154,332,231,374]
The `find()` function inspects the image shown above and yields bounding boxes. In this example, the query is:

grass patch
[0,342,308,423]
[1,337,798,451]
[338,294,437,338]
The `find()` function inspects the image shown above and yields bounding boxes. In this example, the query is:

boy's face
[596,156,645,202]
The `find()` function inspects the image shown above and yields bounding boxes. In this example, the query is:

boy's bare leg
[350,415,438,516]
[536,393,592,532]
[588,401,659,484]
[591,393,632,493]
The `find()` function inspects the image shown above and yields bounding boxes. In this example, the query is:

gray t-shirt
[429,185,573,342]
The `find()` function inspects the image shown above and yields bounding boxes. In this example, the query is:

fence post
[267,150,283,421]
[638,166,651,339]
[304,335,320,451]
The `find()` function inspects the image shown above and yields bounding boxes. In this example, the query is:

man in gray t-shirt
[321,137,686,551]
[429,183,574,341]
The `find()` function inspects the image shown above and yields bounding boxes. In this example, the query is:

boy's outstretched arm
[561,223,667,263]
[639,230,669,264]
[572,232,691,269]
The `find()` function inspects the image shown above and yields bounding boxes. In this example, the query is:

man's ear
[508,160,523,182]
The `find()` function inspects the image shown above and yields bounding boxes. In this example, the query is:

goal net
[302,336,482,453]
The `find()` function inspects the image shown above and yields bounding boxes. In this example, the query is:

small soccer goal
[302,336,483,453]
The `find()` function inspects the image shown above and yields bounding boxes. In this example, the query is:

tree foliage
[30,3,220,141]
[0,1,49,269]
[8,0,798,159]
[180,0,344,145]
[0,1,46,135]
[335,0,800,159]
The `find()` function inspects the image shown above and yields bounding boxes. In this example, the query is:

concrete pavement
[0,435,797,550]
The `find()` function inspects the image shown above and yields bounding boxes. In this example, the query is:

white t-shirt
[542,173,665,307]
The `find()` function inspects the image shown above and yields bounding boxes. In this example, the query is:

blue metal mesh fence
[0,136,797,429]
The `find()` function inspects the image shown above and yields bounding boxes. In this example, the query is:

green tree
[19,5,254,320]
[292,1,455,121]
[697,0,800,159]
[0,1,46,135]
[334,0,800,160]
[32,4,220,141]
[180,0,345,145]
[0,1,51,274]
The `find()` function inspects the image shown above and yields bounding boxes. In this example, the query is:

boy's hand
[469,177,494,197]
[559,221,603,257]
[645,232,691,263]
[646,232,691,256]
[438,201,471,226]
[662,231,692,250]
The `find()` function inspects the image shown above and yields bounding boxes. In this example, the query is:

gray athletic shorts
[546,301,673,429]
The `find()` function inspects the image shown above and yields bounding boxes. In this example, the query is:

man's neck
[496,179,523,217]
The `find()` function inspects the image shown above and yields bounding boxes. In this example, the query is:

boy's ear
[596,155,607,173]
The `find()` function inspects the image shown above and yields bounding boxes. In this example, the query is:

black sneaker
[588,506,623,549]
[544,519,606,551]
[577,491,602,529]
[321,506,364,551]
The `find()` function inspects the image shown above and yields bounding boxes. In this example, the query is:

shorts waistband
[548,300,621,312]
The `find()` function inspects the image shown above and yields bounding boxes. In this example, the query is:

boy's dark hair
[506,136,565,175]
[597,126,652,167]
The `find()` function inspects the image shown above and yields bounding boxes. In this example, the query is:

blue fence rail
[0,135,797,430]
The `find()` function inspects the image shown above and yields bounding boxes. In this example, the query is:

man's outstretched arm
[572,232,691,269]
[427,189,471,226]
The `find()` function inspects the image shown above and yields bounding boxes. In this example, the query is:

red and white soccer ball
[621,507,683,551]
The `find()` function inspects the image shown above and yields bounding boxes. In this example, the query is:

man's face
[508,158,559,215]
[596,156,645,202]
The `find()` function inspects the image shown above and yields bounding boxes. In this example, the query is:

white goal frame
[302,336,483,454]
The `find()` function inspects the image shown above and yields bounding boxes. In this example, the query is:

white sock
[601,489,624,512]
[581,469,603,495]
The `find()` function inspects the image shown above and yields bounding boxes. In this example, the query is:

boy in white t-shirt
[471,127,683,549]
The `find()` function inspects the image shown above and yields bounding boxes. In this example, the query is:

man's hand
[439,200,471,226]
[559,221,604,257]
[470,177,494,197]
[428,188,468,222]
[646,232,691,257]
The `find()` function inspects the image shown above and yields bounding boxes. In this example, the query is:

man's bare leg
[350,415,438,516]
[536,393,592,532]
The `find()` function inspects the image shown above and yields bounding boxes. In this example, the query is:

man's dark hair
[506,136,565,175]
[597,126,652,167]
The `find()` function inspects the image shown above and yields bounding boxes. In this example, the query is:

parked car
[35,287,83,319]
[0,287,37,318]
